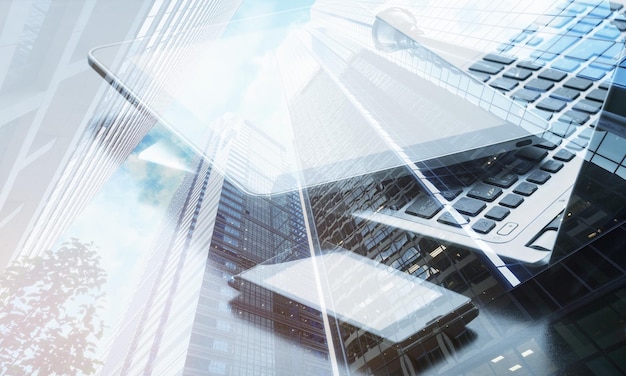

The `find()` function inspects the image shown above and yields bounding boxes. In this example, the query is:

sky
[55,128,190,338]
[162,0,315,142]
[121,0,319,195]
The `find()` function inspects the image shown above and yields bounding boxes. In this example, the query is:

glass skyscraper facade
[273,1,626,374]
[101,117,333,375]
[0,0,244,267]
[1,1,625,375]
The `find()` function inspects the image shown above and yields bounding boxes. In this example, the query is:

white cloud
[57,157,185,330]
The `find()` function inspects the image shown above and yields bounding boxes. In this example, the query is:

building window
[223,235,239,247]
[213,340,228,352]
[208,361,226,375]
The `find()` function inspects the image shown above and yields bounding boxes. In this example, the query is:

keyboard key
[467,183,503,202]
[579,17,603,27]
[586,88,608,102]
[532,35,579,61]
[559,110,590,125]
[527,170,551,184]
[472,219,496,234]
[490,77,519,91]
[504,67,533,80]
[578,128,594,139]
[562,2,587,14]
[570,137,589,149]
[484,53,516,65]
[566,140,585,151]
[569,21,595,34]
[551,58,581,72]
[485,206,510,221]
[609,2,624,11]
[591,59,618,72]
[512,88,541,102]
[485,173,518,188]
[554,149,576,161]
[405,195,443,219]
[517,61,543,70]
[588,5,612,18]
[564,77,593,91]
[515,147,549,162]
[525,78,555,91]
[594,25,622,40]
[577,66,606,80]
[470,61,504,75]
[550,122,577,138]
[512,160,535,175]
[541,160,564,173]
[499,194,525,208]
[470,71,491,82]
[535,135,562,150]
[573,99,603,113]
[536,97,567,112]
[539,68,568,82]
[453,197,487,216]
[542,131,565,145]
[592,43,624,68]
[550,87,580,101]
[563,3,587,14]
[514,182,539,196]
[440,188,463,201]
[566,40,614,61]
[527,36,543,46]
[437,212,469,227]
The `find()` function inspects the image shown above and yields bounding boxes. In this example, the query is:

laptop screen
[551,59,626,261]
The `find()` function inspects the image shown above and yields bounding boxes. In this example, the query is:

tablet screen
[237,251,474,342]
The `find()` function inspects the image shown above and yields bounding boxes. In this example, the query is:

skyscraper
[0,0,244,267]
[275,1,626,374]
[0,0,153,267]
[100,115,333,375]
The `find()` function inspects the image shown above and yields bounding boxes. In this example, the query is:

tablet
[235,251,478,343]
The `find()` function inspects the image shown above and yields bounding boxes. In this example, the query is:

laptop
[302,0,626,265]
[87,0,624,266]
[229,66,626,371]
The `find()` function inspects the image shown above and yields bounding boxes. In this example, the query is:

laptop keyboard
[388,0,625,236]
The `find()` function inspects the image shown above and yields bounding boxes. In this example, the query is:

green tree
[0,238,107,375]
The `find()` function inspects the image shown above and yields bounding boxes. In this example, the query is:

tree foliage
[0,238,107,375]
